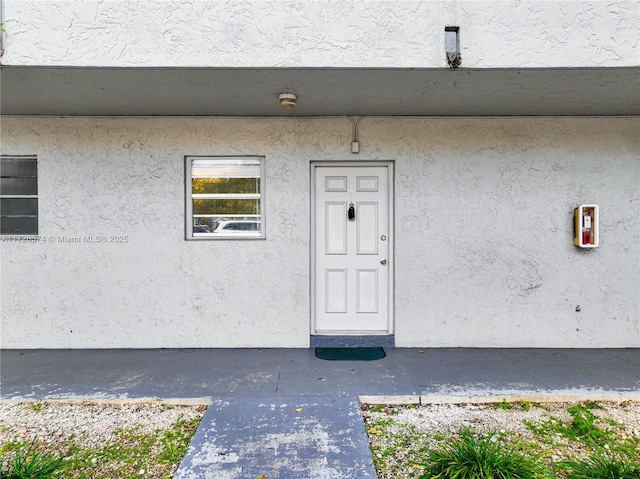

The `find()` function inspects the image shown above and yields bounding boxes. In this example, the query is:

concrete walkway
[2,348,639,478]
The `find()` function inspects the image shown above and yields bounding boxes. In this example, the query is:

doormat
[315,347,386,361]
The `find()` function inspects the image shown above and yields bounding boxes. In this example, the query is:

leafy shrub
[562,452,640,479]
[419,428,549,479]
[0,443,65,479]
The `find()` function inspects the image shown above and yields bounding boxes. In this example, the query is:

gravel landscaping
[0,400,207,479]
[1,398,639,478]
[363,399,640,479]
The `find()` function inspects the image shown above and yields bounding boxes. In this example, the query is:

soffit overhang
[1,66,638,116]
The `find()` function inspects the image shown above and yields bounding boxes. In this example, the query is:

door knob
[380,259,387,265]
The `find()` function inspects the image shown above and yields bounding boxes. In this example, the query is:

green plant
[371,417,397,428]
[564,403,612,444]
[0,443,65,479]
[418,428,549,479]
[28,402,45,413]
[526,402,614,446]
[562,451,640,479]
[516,400,532,411]
[496,399,513,411]
[369,405,386,413]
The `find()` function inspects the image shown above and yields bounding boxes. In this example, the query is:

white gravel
[0,400,207,449]
[368,401,640,439]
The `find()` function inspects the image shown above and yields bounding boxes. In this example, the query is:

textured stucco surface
[1,116,639,348]
[2,1,638,68]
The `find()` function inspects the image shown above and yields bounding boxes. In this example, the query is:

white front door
[312,163,393,335]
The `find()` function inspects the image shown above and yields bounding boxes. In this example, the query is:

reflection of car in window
[213,221,261,233]
[193,224,212,233]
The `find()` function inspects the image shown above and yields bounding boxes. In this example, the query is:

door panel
[325,269,347,313]
[325,202,347,254]
[356,269,378,313]
[314,164,392,334]
[326,176,347,191]
[356,202,378,254]
[357,176,379,192]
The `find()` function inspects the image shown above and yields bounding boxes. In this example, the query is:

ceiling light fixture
[279,93,297,109]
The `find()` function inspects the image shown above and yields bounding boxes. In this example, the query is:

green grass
[524,401,632,452]
[60,417,201,478]
[157,418,202,464]
[63,426,159,479]
[27,403,45,414]
[526,403,603,442]
[564,403,611,443]
[418,428,550,479]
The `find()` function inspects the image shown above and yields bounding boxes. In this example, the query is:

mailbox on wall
[574,205,599,248]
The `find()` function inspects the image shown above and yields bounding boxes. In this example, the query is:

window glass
[192,178,259,195]
[0,178,38,195]
[186,156,264,239]
[193,199,260,216]
[1,198,38,215]
[0,156,38,235]
[0,158,38,177]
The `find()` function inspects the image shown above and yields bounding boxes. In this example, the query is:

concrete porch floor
[1,348,639,478]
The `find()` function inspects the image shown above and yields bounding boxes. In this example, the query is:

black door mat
[315,347,386,361]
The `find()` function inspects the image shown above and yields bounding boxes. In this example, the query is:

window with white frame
[1,156,38,235]
[185,156,265,239]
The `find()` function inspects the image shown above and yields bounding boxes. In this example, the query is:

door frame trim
[310,161,395,336]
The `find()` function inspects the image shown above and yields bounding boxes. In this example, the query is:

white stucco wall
[2,1,638,68]
[1,116,638,348]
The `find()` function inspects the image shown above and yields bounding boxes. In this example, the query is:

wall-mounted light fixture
[279,93,297,109]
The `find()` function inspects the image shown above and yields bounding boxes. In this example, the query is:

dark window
[1,157,38,235]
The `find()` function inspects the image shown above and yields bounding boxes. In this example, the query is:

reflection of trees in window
[192,177,260,216]
[192,178,260,195]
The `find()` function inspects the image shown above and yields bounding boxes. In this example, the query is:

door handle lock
[380,259,387,265]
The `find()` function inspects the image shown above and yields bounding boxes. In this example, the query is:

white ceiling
[1,66,638,116]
